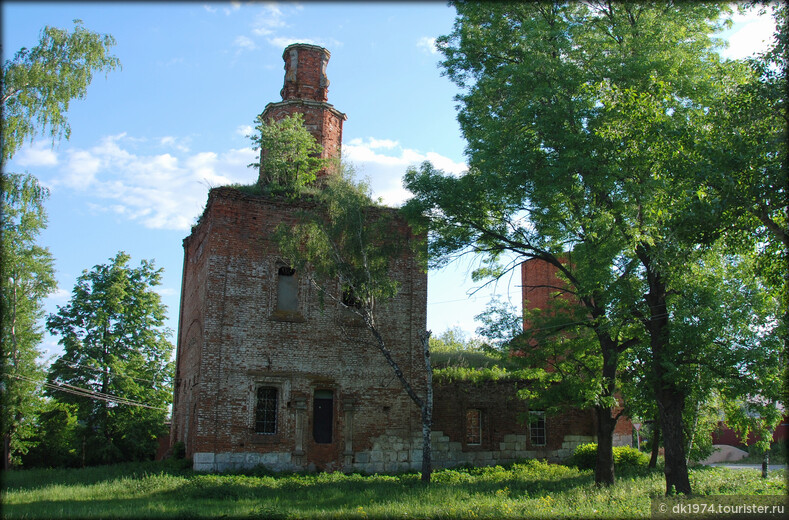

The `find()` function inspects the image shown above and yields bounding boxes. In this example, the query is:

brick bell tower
[259,43,347,182]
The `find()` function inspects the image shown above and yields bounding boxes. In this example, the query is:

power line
[12,374,168,411]
[54,359,165,386]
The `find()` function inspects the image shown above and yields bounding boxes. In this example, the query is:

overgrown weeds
[2,459,785,518]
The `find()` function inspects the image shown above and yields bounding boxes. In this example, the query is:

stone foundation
[193,430,604,473]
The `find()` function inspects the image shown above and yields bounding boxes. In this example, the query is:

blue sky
[2,2,778,361]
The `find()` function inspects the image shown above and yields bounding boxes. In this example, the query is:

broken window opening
[529,410,546,446]
[276,266,299,312]
[466,409,482,445]
[341,285,363,310]
[255,386,278,434]
[313,389,334,444]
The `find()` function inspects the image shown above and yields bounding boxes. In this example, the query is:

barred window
[529,410,546,446]
[466,409,482,445]
[255,386,278,434]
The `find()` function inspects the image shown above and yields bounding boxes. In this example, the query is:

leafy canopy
[46,252,174,465]
[248,113,328,197]
[274,168,405,316]
[1,19,120,162]
[1,173,57,467]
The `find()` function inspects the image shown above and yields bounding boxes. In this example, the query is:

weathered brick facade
[171,188,427,472]
[170,44,629,474]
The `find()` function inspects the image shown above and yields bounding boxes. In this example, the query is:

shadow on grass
[2,461,672,519]
[1,459,192,491]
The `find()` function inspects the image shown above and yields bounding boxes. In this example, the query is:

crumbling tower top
[280,44,331,102]
[258,43,347,183]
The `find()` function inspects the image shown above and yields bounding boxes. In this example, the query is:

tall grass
[2,459,786,519]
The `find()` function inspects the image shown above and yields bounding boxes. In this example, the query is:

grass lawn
[1,459,786,519]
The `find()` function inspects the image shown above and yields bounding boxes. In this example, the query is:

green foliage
[429,326,484,353]
[45,252,174,466]
[22,401,82,468]
[274,166,434,481]
[248,113,329,197]
[171,441,186,460]
[1,172,57,468]
[569,443,600,470]
[429,326,500,369]
[1,19,120,162]
[274,168,404,315]
[699,3,787,256]
[570,443,649,470]
[406,1,785,494]
[432,364,542,385]
[614,446,650,468]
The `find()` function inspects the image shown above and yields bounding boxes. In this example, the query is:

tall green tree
[2,19,120,469]
[249,113,329,195]
[46,252,173,465]
[275,170,435,483]
[699,6,787,470]
[699,2,787,253]
[403,2,780,494]
[1,19,120,163]
[0,173,57,469]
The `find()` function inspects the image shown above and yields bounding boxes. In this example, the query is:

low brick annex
[169,44,630,473]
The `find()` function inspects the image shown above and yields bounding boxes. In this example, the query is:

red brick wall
[521,257,570,314]
[171,188,427,470]
[433,380,596,456]
[281,44,330,103]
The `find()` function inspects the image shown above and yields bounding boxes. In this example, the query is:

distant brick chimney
[259,43,347,182]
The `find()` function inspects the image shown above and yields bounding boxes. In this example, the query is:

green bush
[570,442,599,469]
[171,441,186,459]
[614,445,650,467]
[569,443,649,469]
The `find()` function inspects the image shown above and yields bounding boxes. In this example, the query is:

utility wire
[12,374,168,411]
[54,359,165,386]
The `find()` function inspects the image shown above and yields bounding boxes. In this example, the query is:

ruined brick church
[170,44,631,473]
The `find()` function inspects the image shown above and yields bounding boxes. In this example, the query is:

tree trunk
[594,405,616,486]
[761,451,769,479]
[366,318,434,483]
[421,407,433,483]
[3,433,11,471]
[420,331,433,484]
[658,388,691,495]
[649,417,661,468]
[639,244,692,495]
[593,336,620,486]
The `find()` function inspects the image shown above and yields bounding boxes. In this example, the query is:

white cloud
[50,134,258,230]
[62,150,101,190]
[722,7,777,59]
[15,141,58,167]
[225,2,241,16]
[236,124,254,138]
[252,3,288,36]
[46,132,463,228]
[234,35,257,51]
[203,5,217,14]
[268,36,318,49]
[417,36,438,55]
[160,135,191,152]
[45,288,71,304]
[368,138,399,150]
[343,137,467,207]
[238,3,338,52]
